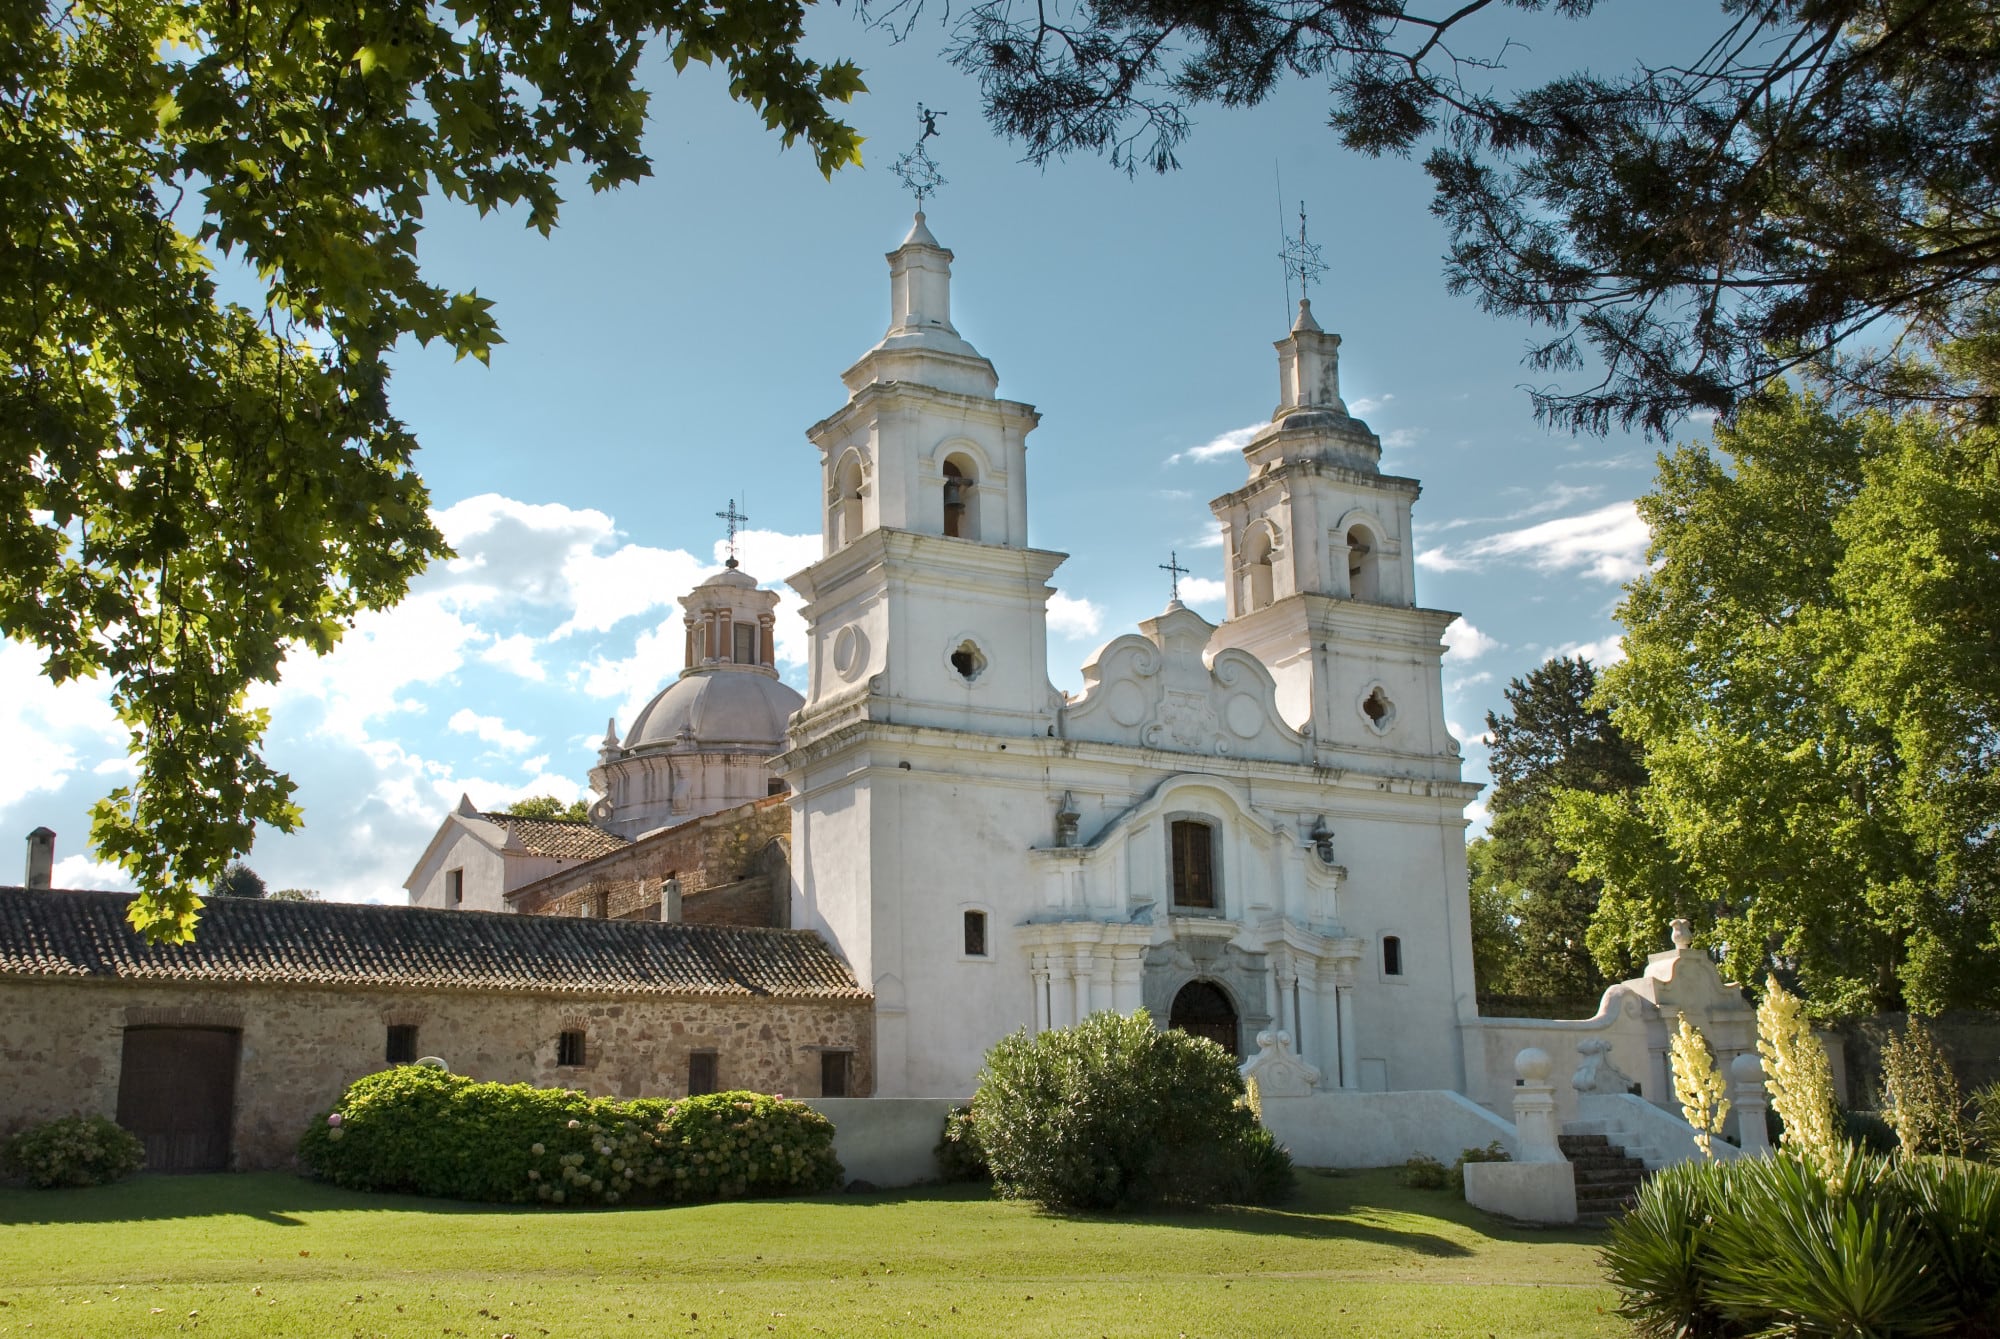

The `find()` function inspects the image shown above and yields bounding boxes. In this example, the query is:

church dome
[624,669,803,752]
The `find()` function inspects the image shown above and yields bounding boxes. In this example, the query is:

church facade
[777,215,1481,1099]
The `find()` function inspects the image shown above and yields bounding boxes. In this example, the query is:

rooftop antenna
[1158,549,1190,605]
[892,103,948,211]
[716,497,748,568]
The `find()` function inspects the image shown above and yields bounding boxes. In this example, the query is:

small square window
[557,1029,586,1067]
[820,1050,850,1098]
[385,1024,419,1064]
[446,868,464,905]
[688,1051,718,1096]
[963,910,988,957]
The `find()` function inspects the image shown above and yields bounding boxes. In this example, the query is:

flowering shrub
[1,1115,146,1189]
[299,1066,841,1206]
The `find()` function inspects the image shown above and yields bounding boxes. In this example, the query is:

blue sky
[4,3,1702,899]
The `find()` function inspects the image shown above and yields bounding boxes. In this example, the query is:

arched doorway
[1169,980,1240,1057]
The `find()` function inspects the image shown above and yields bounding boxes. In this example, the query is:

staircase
[1559,1133,1647,1225]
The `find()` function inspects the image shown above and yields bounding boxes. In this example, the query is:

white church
[408,210,1625,1116]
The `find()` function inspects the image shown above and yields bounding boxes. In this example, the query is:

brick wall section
[0,979,873,1171]
[508,796,791,925]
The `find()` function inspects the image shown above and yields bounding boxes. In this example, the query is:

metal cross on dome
[891,103,948,209]
[1279,201,1328,300]
[716,497,748,567]
[1159,550,1190,603]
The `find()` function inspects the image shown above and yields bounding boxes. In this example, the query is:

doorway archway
[1169,979,1240,1057]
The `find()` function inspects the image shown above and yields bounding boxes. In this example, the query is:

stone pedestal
[1731,1051,1771,1154]
[1512,1047,1565,1163]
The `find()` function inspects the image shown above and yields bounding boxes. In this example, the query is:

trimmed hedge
[1604,1146,2000,1338]
[299,1066,841,1206]
[1,1115,146,1189]
[972,1009,1293,1212]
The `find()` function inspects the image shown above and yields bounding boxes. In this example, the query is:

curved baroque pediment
[1064,604,1306,762]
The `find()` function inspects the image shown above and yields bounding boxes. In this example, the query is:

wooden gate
[116,1027,240,1173]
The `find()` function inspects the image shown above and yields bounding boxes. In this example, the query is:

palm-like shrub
[1605,1147,2000,1339]
[1882,1019,1970,1158]
[972,1009,1292,1212]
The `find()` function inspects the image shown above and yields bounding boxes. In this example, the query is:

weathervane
[1159,550,1190,604]
[716,497,748,567]
[891,103,948,209]
[1278,200,1327,304]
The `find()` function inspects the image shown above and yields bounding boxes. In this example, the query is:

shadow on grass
[0,1173,516,1227]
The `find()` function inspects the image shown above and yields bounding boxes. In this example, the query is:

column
[1336,975,1359,1089]
[1110,950,1143,1014]
[1047,956,1074,1029]
[1029,953,1050,1034]
[759,617,776,668]
[1073,949,1095,1021]
[1731,1053,1770,1154]
[1314,969,1344,1089]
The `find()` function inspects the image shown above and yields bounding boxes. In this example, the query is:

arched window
[1347,524,1379,601]
[1244,524,1276,611]
[942,455,979,540]
[832,453,865,547]
[1170,819,1218,910]
[1383,935,1403,977]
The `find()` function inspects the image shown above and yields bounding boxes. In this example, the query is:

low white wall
[803,1097,961,1188]
[1462,1160,1576,1225]
[1259,1089,1519,1168]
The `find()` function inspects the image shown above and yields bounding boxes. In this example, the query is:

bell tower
[1207,299,1462,775]
[786,214,1066,742]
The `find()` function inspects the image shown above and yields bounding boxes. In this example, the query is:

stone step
[1560,1131,1647,1226]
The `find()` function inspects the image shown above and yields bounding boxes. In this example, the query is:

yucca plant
[1602,1158,1740,1338]
[1704,1147,1956,1338]
[1896,1155,2000,1338]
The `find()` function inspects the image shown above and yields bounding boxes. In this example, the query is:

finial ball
[1514,1046,1553,1082]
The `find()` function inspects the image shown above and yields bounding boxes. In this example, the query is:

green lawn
[0,1170,1626,1338]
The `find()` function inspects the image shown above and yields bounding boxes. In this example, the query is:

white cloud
[0,640,124,810]
[1047,592,1105,640]
[1166,423,1261,466]
[1190,522,1228,550]
[1417,501,1650,584]
[730,528,823,669]
[50,854,135,892]
[1179,576,1228,608]
[1556,634,1628,667]
[447,709,538,754]
[1443,618,1499,661]
[480,633,547,682]
[1348,393,1393,416]
[1381,428,1420,451]
[1424,483,1606,535]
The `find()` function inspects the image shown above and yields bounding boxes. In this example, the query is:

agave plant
[1896,1155,2000,1337]
[1601,1158,1739,1338]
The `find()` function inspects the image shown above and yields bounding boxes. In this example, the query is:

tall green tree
[1476,655,1644,1003]
[936,0,2000,433]
[1555,387,2000,1016]
[3,1,864,941]
[209,860,266,899]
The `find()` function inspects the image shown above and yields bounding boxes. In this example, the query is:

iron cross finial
[716,497,748,566]
[892,103,948,209]
[1159,550,1190,603]
[1279,200,1328,300]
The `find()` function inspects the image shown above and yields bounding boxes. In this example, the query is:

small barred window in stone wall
[963,910,987,957]
[1171,820,1217,910]
[385,1024,419,1064]
[820,1050,850,1098]
[688,1051,718,1095]
[446,868,464,904]
[557,1029,587,1067]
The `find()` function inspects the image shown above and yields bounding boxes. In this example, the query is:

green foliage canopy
[2,0,864,942]
[1475,655,1644,1003]
[208,859,266,898]
[501,795,592,821]
[937,0,2000,433]
[1555,388,2000,1015]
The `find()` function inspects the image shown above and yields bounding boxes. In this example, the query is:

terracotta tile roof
[481,814,629,861]
[0,888,864,1000]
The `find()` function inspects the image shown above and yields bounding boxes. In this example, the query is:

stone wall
[1828,1010,2000,1108]
[0,977,872,1171]
[509,797,790,925]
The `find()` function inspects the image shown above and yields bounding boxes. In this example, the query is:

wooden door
[116,1027,240,1173]
[1169,980,1240,1057]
